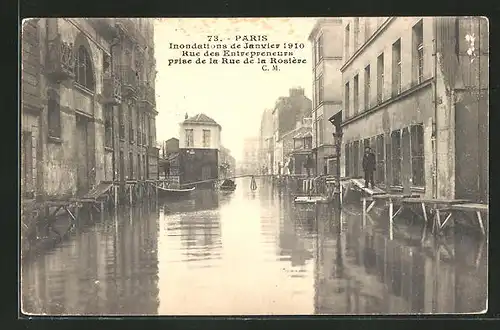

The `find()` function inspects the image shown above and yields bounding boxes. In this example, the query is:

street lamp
[328,112,343,206]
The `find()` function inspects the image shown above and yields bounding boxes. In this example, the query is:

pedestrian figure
[362,146,376,189]
[250,175,257,191]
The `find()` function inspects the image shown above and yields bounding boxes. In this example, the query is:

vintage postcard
[20,17,488,316]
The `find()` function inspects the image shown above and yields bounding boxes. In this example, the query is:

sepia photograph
[20,17,488,316]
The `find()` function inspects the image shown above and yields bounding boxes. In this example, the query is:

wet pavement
[21,178,487,315]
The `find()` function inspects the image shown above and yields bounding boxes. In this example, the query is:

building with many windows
[178,113,221,186]
[340,17,488,201]
[308,19,344,176]
[21,18,159,201]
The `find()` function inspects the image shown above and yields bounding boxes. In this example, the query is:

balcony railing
[45,34,75,82]
[101,72,122,105]
[119,66,138,98]
[139,83,156,107]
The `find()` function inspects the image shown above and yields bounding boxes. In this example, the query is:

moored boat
[219,179,237,191]
[156,185,195,198]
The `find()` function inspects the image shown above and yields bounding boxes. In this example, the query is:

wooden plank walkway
[350,178,386,196]
[448,203,489,236]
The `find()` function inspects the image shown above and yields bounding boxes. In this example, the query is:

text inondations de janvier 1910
[167,35,308,72]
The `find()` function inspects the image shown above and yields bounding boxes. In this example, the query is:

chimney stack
[185,113,188,120]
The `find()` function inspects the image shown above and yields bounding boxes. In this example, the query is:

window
[119,108,125,139]
[185,129,194,147]
[48,97,61,139]
[318,116,324,145]
[410,124,425,186]
[129,152,134,179]
[146,115,151,146]
[317,35,324,63]
[345,24,350,59]
[22,131,34,196]
[377,53,384,103]
[392,39,402,96]
[315,75,324,107]
[129,107,134,143]
[144,155,148,179]
[203,129,211,147]
[318,75,324,105]
[364,65,371,110]
[75,46,95,91]
[352,141,359,177]
[137,110,141,145]
[353,74,359,115]
[305,136,312,149]
[104,106,113,149]
[375,134,385,184]
[391,130,402,185]
[137,154,141,179]
[345,143,350,177]
[412,20,424,84]
[344,82,350,118]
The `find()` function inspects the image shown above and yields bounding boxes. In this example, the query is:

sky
[153,18,317,161]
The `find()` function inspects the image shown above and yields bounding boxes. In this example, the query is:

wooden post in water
[362,197,366,227]
[389,198,394,240]
[114,184,118,209]
[128,185,132,205]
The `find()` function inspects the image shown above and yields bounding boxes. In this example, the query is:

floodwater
[21,178,487,315]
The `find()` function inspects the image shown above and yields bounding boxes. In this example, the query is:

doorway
[76,115,89,196]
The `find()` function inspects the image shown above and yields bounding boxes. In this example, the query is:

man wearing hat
[362,146,376,189]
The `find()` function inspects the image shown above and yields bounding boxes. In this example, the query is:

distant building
[241,137,260,175]
[162,137,179,157]
[308,18,344,176]
[271,88,312,175]
[258,109,274,173]
[340,17,488,201]
[178,113,221,186]
[280,118,313,175]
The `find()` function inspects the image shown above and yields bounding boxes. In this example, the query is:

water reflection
[21,202,160,315]
[21,179,487,315]
[314,204,487,314]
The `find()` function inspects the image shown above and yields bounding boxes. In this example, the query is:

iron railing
[45,34,75,81]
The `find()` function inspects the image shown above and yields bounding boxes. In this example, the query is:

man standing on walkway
[362,146,376,189]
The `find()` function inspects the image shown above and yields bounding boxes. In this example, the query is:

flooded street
[21,178,487,315]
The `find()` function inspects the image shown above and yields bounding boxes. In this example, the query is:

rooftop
[183,113,220,126]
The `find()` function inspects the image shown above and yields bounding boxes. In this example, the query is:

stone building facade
[21,18,159,200]
[308,18,344,176]
[339,17,488,201]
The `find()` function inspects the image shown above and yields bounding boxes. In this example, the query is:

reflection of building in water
[176,192,222,261]
[22,204,160,315]
[314,208,487,314]
[277,196,314,268]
